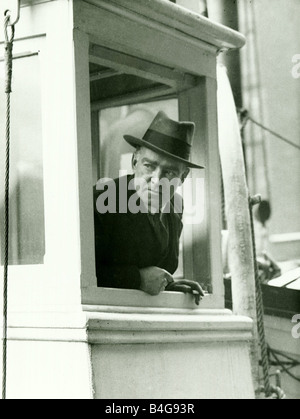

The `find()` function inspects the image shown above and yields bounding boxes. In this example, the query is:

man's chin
[148,193,163,210]
[138,194,159,213]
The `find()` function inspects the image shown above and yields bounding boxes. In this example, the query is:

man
[94,111,204,304]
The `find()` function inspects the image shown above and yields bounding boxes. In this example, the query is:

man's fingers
[160,277,168,291]
[159,274,204,306]
[174,280,205,297]
[163,271,174,284]
[165,280,204,296]
[140,266,174,295]
[165,283,190,293]
[165,282,201,305]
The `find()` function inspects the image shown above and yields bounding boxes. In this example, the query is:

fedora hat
[123,111,204,169]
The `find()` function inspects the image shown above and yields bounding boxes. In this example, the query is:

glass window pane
[0,54,45,265]
[97,99,184,278]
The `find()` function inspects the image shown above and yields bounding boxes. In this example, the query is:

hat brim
[124,135,204,169]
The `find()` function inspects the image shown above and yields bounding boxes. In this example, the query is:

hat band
[143,129,191,161]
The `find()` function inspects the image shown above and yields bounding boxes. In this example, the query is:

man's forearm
[96,263,141,290]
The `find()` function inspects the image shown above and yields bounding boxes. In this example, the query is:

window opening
[0,54,45,265]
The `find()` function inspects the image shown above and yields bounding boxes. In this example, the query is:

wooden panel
[91,111,100,183]
[92,341,254,398]
[90,73,160,103]
[73,29,98,289]
[73,0,216,78]
[179,78,223,304]
[89,44,198,89]
[91,85,176,112]
[83,0,246,49]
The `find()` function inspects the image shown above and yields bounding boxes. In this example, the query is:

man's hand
[165,279,205,305]
[139,266,174,295]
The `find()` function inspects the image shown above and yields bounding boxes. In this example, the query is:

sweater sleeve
[93,193,142,290]
[96,263,141,290]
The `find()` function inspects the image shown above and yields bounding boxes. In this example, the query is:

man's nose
[151,167,163,180]
[150,168,163,183]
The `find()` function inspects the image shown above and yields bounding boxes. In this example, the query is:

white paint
[92,341,254,399]
[176,0,205,14]
[1,308,254,399]
[269,232,300,243]
[2,341,93,399]
[268,267,300,287]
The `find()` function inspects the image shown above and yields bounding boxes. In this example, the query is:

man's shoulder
[94,174,135,216]
[94,174,133,197]
[163,192,184,221]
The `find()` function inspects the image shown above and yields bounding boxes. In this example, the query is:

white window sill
[82,285,224,310]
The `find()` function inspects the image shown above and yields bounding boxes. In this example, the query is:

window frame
[0,31,83,312]
[0,36,46,266]
[72,0,234,310]
[74,33,224,309]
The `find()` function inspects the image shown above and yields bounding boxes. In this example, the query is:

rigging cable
[247,116,300,152]
[268,345,300,383]
[2,10,16,400]
[238,108,300,390]
[249,195,286,399]
[248,1,272,204]
[241,0,257,194]
[238,108,300,152]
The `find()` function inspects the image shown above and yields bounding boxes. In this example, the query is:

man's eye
[144,163,154,169]
[165,171,175,178]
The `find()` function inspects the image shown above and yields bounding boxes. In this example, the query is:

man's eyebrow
[142,157,181,172]
[164,165,180,172]
[141,157,157,165]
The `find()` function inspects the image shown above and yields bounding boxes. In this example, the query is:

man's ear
[132,147,141,171]
[181,167,190,183]
[131,153,138,170]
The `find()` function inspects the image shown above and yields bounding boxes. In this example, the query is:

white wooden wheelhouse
[0,0,255,399]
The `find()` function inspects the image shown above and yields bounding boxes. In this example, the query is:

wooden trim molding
[89,44,199,90]
[86,309,253,344]
[74,1,217,78]
[83,0,245,51]
[5,308,253,345]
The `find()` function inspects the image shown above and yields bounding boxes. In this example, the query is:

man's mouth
[147,189,162,202]
[148,189,162,197]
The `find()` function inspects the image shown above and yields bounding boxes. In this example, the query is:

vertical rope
[219,159,227,230]
[2,93,10,401]
[249,195,271,397]
[2,12,15,401]
[249,2,272,205]
[242,0,257,196]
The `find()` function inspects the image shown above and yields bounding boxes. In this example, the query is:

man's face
[132,147,189,212]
